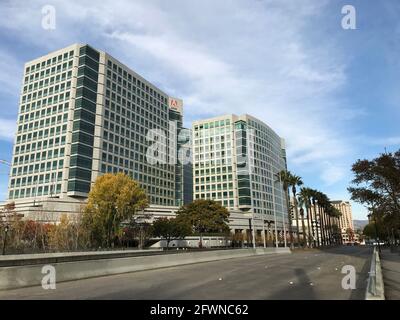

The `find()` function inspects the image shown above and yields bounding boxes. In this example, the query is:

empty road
[0,246,372,300]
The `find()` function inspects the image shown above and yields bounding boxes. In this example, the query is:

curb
[365,246,385,300]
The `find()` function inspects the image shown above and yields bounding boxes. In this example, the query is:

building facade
[7,44,190,216]
[331,200,354,242]
[192,114,289,236]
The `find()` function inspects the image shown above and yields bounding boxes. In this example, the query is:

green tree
[176,199,230,248]
[363,223,378,239]
[152,218,192,249]
[348,150,400,244]
[82,173,148,248]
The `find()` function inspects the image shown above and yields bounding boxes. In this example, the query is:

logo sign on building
[168,97,183,114]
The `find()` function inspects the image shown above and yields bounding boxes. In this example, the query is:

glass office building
[8,44,190,207]
[192,114,288,230]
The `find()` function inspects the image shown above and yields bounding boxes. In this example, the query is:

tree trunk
[319,207,326,246]
[285,190,294,247]
[292,192,301,247]
[327,215,333,245]
[310,203,317,248]
[300,209,307,248]
[313,203,320,247]
[339,217,343,244]
[305,207,312,247]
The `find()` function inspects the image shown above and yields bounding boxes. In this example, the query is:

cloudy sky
[0,0,399,219]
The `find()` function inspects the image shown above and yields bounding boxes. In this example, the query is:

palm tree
[314,191,330,247]
[289,174,303,246]
[325,204,337,245]
[277,170,294,247]
[298,187,314,247]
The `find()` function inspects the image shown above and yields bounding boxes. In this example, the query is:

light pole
[251,213,256,249]
[2,225,9,255]
[262,216,266,248]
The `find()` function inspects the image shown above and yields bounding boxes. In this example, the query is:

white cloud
[0,50,23,96]
[0,118,16,142]
[320,162,347,186]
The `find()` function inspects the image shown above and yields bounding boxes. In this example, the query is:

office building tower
[8,44,187,210]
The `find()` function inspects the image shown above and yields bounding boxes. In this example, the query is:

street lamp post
[2,225,9,255]
[262,217,266,248]
[251,214,256,249]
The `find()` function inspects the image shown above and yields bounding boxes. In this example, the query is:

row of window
[25,50,75,74]
[16,125,67,146]
[104,108,167,129]
[195,183,234,191]
[10,159,64,177]
[14,136,66,154]
[194,166,233,176]
[106,60,167,104]
[10,171,63,188]
[13,147,66,165]
[19,102,70,122]
[22,80,71,103]
[9,184,62,199]
[22,70,73,98]
[106,77,166,108]
[194,194,235,208]
[105,98,166,120]
[193,119,231,130]
[17,117,68,135]
[24,60,73,86]
[21,92,71,110]
[194,135,231,145]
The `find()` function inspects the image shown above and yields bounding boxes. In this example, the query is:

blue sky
[0,0,399,219]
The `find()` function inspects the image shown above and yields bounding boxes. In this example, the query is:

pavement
[0,246,372,300]
[380,248,400,300]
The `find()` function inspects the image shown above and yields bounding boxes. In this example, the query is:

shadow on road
[269,268,316,300]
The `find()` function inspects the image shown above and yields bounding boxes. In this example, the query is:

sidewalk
[380,248,400,300]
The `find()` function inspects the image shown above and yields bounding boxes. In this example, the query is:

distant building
[331,200,354,242]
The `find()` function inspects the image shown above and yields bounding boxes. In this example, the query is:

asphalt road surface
[0,246,372,300]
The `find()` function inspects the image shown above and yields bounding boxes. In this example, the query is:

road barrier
[0,247,290,291]
[365,246,385,300]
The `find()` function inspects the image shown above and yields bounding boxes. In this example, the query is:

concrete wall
[0,247,290,291]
